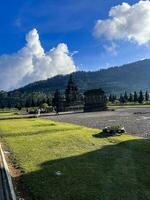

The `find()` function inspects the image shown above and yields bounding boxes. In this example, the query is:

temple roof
[84,88,105,96]
[65,75,78,92]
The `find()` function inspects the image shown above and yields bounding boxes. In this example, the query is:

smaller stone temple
[84,88,107,112]
[65,75,80,106]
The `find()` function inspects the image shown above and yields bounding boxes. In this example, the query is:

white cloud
[103,42,117,55]
[0,29,76,91]
[94,0,150,45]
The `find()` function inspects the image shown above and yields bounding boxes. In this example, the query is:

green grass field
[0,112,17,116]
[0,109,20,116]
[0,118,150,200]
[108,104,150,109]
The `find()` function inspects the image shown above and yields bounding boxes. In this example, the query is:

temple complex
[52,76,107,113]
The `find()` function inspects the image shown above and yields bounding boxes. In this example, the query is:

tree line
[0,91,53,109]
[0,90,149,110]
[108,91,149,104]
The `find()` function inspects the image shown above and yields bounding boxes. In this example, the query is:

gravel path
[46,108,150,138]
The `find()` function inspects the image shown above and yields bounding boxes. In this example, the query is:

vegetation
[0,108,20,116]
[102,125,125,136]
[1,88,150,110]
[108,90,150,105]
[6,58,150,94]
[0,118,150,200]
[0,91,52,109]
[1,58,150,109]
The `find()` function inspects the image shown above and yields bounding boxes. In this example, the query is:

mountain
[11,59,150,95]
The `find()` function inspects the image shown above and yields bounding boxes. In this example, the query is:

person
[55,104,59,115]
[37,108,41,117]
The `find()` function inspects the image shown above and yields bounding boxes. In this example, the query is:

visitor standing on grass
[37,108,41,117]
[55,105,59,115]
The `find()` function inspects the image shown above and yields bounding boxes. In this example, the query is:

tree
[47,96,52,106]
[109,94,116,103]
[145,91,149,101]
[133,91,138,102]
[52,90,62,114]
[138,90,144,104]
[40,103,49,113]
[109,94,112,102]
[119,94,125,104]
[112,95,117,103]
[128,93,133,102]
[124,91,128,102]
[15,103,22,110]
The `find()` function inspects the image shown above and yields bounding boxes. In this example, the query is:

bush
[28,109,37,114]
[103,125,125,135]
[39,103,53,113]
[40,103,49,110]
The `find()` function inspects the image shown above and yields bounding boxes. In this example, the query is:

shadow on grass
[19,139,150,200]
[33,123,56,127]
[93,132,122,138]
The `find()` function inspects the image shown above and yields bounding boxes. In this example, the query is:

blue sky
[1,0,150,90]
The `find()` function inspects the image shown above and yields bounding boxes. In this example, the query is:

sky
[1,0,150,90]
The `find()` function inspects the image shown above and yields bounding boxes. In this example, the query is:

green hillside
[12,59,150,94]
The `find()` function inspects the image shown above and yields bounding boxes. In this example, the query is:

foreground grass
[0,118,150,200]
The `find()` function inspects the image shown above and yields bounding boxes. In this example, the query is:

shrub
[103,125,125,135]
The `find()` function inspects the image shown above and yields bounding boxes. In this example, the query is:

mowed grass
[109,104,150,109]
[0,118,150,200]
[0,112,17,116]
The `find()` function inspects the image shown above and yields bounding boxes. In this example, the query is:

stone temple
[65,75,80,106]
[84,88,107,112]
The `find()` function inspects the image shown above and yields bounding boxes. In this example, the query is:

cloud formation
[0,29,76,91]
[94,0,150,45]
[103,42,117,55]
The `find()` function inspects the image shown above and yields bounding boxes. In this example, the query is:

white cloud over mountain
[0,29,76,91]
[94,0,150,45]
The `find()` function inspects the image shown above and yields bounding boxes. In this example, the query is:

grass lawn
[0,112,17,116]
[0,118,150,200]
[0,109,21,116]
[108,104,150,109]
